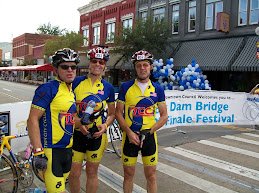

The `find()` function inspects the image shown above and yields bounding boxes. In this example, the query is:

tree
[113,17,173,61]
[43,31,84,58]
[21,58,37,66]
[37,22,66,36]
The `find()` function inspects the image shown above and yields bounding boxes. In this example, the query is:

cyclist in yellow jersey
[27,48,81,193]
[116,50,168,193]
[68,47,115,193]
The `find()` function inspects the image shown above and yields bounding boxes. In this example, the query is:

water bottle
[80,100,96,125]
[29,188,46,193]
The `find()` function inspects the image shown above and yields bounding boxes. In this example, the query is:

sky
[0,0,92,42]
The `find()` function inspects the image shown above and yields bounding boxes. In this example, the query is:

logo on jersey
[56,181,62,188]
[150,157,156,162]
[91,154,97,159]
[33,92,45,103]
[150,92,157,97]
[77,92,103,116]
[128,96,155,125]
[98,90,104,95]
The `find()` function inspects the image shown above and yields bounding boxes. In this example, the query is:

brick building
[12,33,53,66]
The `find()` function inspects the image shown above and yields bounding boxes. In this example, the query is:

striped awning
[171,37,245,71]
[231,36,259,71]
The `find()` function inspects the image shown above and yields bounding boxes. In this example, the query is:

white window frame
[82,25,89,47]
[238,0,258,26]
[250,0,259,24]
[121,13,134,29]
[153,7,165,21]
[188,1,196,32]
[205,0,223,30]
[172,4,179,34]
[92,22,101,45]
[106,23,115,43]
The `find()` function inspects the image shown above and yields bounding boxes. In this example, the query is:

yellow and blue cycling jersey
[31,79,77,148]
[117,79,166,131]
[72,75,115,127]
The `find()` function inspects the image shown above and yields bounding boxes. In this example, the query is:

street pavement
[17,125,259,193]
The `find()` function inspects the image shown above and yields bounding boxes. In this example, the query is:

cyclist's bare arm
[115,101,140,146]
[27,107,44,149]
[149,103,168,134]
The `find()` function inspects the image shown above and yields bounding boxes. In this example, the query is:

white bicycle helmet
[52,48,80,67]
[131,50,154,64]
[87,47,110,61]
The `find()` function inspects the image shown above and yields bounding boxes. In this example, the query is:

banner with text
[156,90,259,129]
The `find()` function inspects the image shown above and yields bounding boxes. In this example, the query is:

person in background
[27,48,80,193]
[68,47,115,193]
[115,50,168,193]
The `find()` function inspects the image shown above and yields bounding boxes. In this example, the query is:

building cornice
[150,1,166,9]
[78,0,124,16]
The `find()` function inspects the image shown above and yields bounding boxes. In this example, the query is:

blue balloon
[192,59,195,63]
[193,75,197,80]
[192,63,195,67]
[184,85,188,89]
[166,59,172,64]
[201,85,205,89]
[190,77,194,82]
[191,83,196,88]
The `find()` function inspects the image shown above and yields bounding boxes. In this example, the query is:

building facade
[136,0,259,91]
[12,33,53,66]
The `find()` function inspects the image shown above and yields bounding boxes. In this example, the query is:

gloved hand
[89,109,104,122]
[86,123,99,139]
[139,130,151,148]
[34,153,48,170]
[139,130,151,142]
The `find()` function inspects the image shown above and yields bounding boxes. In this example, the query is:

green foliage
[43,31,84,58]
[22,58,37,66]
[113,17,173,61]
[37,22,66,36]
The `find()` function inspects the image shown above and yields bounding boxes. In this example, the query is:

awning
[0,64,53,71]
[231,36,259,71]
[172,37,244,71]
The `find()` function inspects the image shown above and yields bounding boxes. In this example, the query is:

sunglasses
[91,59,105,65]
[60,64,77,70]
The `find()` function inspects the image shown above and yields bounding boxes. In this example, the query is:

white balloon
[186,82,190,86]
[187,71,191,76]
[153,67,157,72]
[166,64,171,69]
[191,67,195,71]
[170,64,174,68]
[163,66,166,69]
[169,82,174,86]
[195,64,199,68]
[165,86,168,90]
[159,76,163,79]
[160,69,165,73]
[203,75,207,79]
[158,79,163,83]
[183,72,187,76]
[159,59,163,63]
[187,76,190,81]
[170,58,174,62]
[204,80,209,84]
[193,80,197,84]
[188,64,192,69]
[179,86,184,91]
[170,75,175,81]
[197,78,201,83]
[196,83,199,87]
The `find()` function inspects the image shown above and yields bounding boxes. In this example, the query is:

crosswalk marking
[221,135,259,145]
[242,133,259,138]
[98,164,146,193]
[164,147,259,181]
[136,157,238,193]
[197,140,259,159]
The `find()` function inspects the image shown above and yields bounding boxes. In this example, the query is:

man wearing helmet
[27,48,80,193]
[116,50,168,193]
[68,47,115,193]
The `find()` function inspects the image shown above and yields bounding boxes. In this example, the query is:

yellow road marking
[218,125,253,132]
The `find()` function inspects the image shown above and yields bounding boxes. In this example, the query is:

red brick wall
[12,33,53,60]
[80,0,136,48]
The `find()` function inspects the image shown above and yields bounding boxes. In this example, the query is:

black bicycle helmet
[131,50,154,65]
[52,48,80,67]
